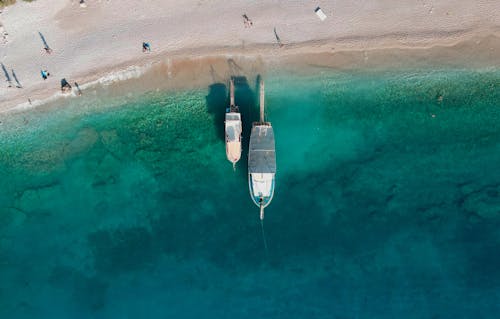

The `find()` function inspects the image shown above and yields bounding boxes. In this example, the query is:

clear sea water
[0,68,499,318]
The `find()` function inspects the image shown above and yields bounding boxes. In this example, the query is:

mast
[259,79,265,123]
[230,78,235,107]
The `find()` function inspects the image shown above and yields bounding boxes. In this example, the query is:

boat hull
[225,112,242,165]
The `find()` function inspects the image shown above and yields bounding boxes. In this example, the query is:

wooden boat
[225,78,242,168]
[248,79,276,220]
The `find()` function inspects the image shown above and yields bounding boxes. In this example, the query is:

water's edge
[1,68,499,318]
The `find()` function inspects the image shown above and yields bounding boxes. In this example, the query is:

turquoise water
[1,68,499,318]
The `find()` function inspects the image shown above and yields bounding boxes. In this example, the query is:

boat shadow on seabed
[206,74,260,177]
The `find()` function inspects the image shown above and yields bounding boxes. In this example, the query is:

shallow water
[1,68,499,318]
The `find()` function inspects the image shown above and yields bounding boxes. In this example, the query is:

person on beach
[60,78,72,93]
[40,70,50,80]
[142,42,151,52]
[274,27,284,48]
[1,24,8,44]
[242,14,253,27]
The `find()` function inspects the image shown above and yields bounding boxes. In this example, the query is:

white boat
[225,79,242,167]
[248,79,276,220]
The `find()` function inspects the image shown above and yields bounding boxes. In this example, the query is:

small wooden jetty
[248,79,276,220]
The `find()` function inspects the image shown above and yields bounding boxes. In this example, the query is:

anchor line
[260,218,269,258]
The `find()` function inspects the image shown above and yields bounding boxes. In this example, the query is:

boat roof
[226,125,237,140]
[225,113,241,121]
[248,124,276,173]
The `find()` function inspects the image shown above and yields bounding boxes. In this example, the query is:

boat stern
[226,141,241,163]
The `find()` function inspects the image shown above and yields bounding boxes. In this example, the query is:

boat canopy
[248,125,276,174]
[225,114,241,142]
[226,125,237,141]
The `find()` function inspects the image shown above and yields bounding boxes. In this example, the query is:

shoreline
[1,0,499,114]
[1,32,499,115]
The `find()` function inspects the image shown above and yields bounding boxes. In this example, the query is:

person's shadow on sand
[38,31,52,53]
[12,69,22,88]
[1,63,13,87]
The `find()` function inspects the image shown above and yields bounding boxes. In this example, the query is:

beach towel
[315,7,327,21]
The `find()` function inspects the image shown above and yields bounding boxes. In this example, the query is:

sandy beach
[0,0,499,113]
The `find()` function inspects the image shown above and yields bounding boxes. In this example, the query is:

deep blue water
[0,68,499,318]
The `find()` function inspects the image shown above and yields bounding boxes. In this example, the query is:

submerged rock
[18,189,39,212]
[16,182,63,214]
[0,207,27,229]
[64,128,99,157]
[88,226,155,274]
[462,185,500,219]
[99,129,134,159]
[92,154,120,187]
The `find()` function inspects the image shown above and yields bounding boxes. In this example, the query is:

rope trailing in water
[260,217,269,258]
